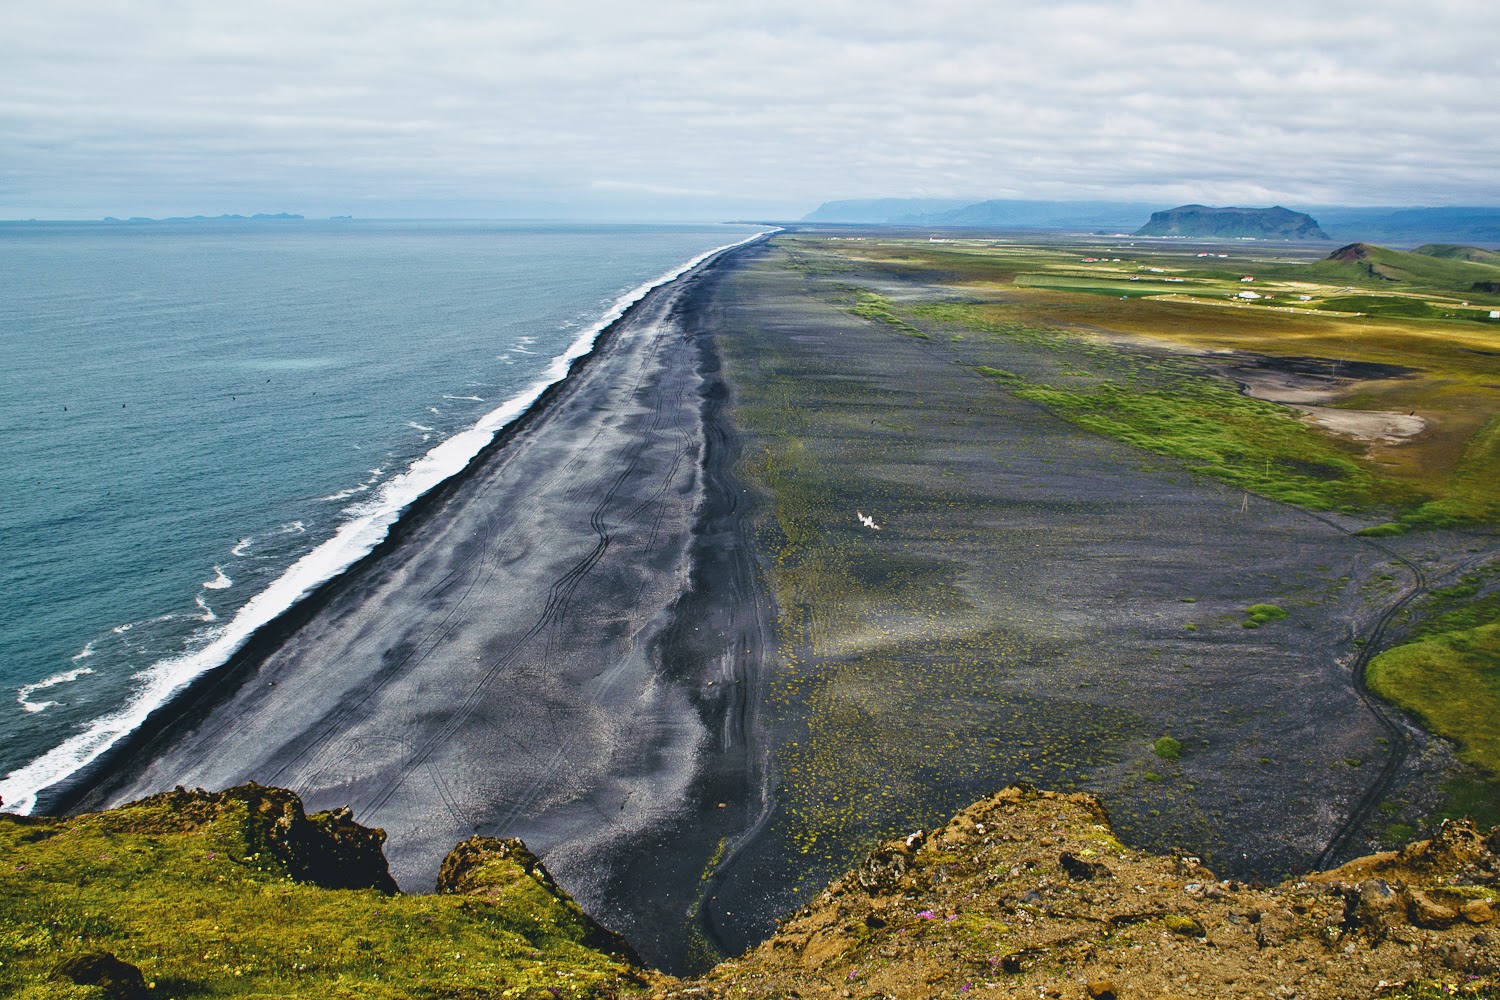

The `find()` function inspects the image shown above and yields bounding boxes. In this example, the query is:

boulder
[1343,878,1407,938]
[1409,889,1461,929]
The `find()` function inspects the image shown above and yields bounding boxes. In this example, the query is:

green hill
[1309,242,1500,294]
[1413,244,1500,267]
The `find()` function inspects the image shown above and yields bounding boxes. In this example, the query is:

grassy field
[1367,567,1500,823]
[788,234,1500,526]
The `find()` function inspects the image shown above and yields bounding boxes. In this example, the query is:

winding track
[1306,515,1495,867]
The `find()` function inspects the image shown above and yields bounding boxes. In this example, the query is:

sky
[2,0,1498,220]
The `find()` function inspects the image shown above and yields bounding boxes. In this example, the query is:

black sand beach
[55,233,1491,974]
[64,242,773,970]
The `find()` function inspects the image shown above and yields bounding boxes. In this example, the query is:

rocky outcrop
[437,834,640,964]
[671,784,1500,999]
[117,782,396,892]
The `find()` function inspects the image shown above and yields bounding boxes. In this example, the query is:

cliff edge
[5,784,1498,999]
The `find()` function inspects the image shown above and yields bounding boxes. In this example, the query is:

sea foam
[201,566,233,590]
[0,228,769,815]
[17,667,95,714]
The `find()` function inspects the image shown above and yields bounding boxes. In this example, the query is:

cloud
[1,0,1496,217]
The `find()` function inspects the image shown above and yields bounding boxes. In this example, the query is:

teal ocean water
[0,219,762,811]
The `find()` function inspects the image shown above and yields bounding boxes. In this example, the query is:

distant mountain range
[803,198,1154,230]
[800,199,1500,245]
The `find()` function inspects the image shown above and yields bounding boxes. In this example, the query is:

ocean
[0,219,764,813]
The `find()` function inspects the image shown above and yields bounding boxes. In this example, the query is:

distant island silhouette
[100,213,304,222]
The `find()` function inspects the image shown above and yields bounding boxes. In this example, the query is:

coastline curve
[4,229,773,818]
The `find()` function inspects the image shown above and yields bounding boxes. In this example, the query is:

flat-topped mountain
[1134,204,1329,240]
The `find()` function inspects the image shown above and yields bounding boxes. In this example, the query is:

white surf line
[0,226,774,816]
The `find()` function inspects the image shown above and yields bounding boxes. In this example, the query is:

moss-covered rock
[437,836,639,963]
[0,784,645,999]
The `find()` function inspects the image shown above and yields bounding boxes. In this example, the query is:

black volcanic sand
[695,239,1490,959]
[72,247,772,971]
[62,234,1492,975]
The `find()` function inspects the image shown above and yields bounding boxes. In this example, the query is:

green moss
[1163,914,1205,936]
[1417,576,1500,638]
[1357,522,1412,537]
[849,292,930,339]
[973,365,1023,385]
[1434,775,1500,830]
[0,795,641,999]
[1243,604,1288,627]
[1152,736,1183,761]
[1013,379,1385,511]
[1402,414,1500,526]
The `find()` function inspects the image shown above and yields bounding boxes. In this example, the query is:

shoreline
[32,231,770,819]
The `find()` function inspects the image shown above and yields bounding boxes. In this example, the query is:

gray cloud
[2,0,1496,218]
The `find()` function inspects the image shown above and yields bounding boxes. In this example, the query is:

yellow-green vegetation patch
[1152,736,1183,760]
[1357,521,1412,537]
[1013,378,1386,510]
[1367,622,1500,776]
[930,302,1408,512]
[0,788,642,999]
[1402,413,1500,526]
[1368,569,1500,792]
[1241,604,1288,629]
[847,291,929,339]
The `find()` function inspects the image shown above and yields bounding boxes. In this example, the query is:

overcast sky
[3,0,1497,220]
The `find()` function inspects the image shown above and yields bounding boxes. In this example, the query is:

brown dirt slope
[670,785,1500,999]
